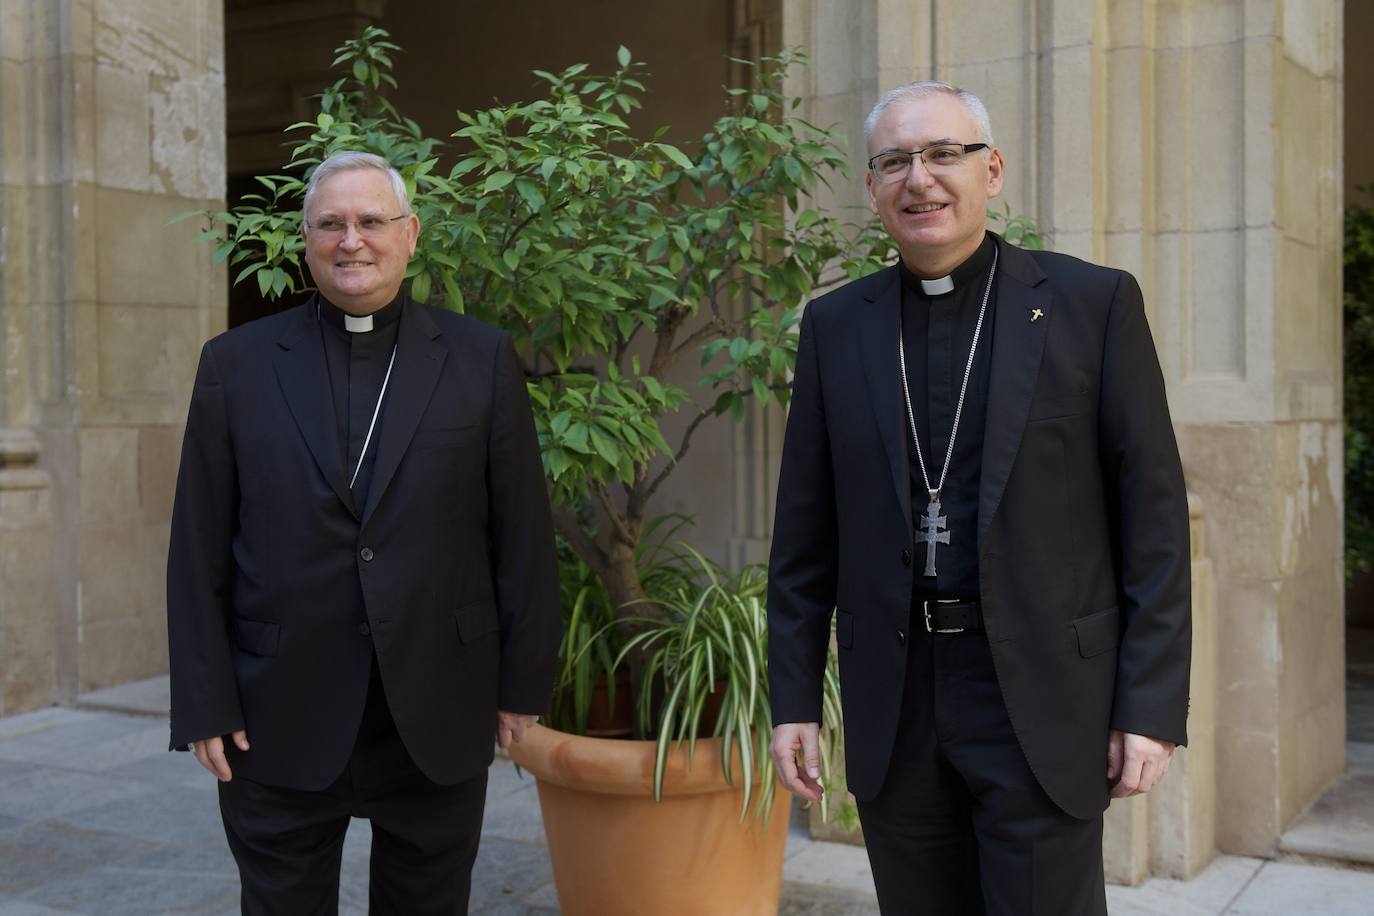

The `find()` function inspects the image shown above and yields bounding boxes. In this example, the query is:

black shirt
[899,232,998,600]
[318,293,403,514]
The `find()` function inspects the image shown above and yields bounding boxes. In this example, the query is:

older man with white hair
[767,82,1192,914]
[167,151,560,913]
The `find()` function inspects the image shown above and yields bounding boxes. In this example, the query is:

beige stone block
[78,614,168,693]
[149,70,222,199]
[76,520,169,690]
[1104,795,1150,885]
[1156,0,1243,50]
[138,424,182,523]
[0,58,28,168]
[1242,36,1277,228]
[1275,238,1339,414]
[78,426,139,524]
[1276,64,1327,246]
[1047,0,1094,48]
[1214,726,1280,855]
[94,186,213,307]
[1148,552,1217,878]
[1153,49,1189,233]
[938,0,1025,65]
[1175,424,1279,582]
[94,62,151,192]
[1281,0,1338,77]
[1104,46,1147,234]
[96,303,202,405]
[1107,0,1149,49]
[93,0,197,78]
[875,0,931,86]
[1039,45,1094,235]
[1187,229,1244,377]
[1185,44,1244,233]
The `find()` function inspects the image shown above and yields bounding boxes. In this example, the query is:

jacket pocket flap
[836,609,854,649]
[1073,606,1120,658]
[232,617,280,657]
[455,598,500,644]
[1028,393,1092,422]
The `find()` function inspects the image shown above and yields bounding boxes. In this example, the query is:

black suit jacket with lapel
[768,237,1191,820]
[167,296,561,791]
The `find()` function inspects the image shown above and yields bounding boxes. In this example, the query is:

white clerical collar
[343,313,374,333]
[920,275,955,296]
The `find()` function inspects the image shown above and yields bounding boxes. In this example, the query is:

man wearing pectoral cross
[767,82,1191,914]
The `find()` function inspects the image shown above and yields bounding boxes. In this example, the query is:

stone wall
[0,0,225,713]
[782,0,1345,872]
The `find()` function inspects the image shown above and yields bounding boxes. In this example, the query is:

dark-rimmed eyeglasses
[305,214,408,237]
[867,143,989,183]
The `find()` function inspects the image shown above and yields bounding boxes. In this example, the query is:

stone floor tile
[783,840,880,898]
[0,898,83,915]
[0,710,77,743]
[0,769,157,822]
[480,783,548,844]
[0,712,164,773]
[0,816,28,834]
[102,747,214,789]
[73,676,169,718]
[778,882,883,916]
[0,821,159,895]
[517,881,560,909]
[50,783,222,847]
[469,835,556,905]
[1279,770,1374,865]
[1347,740,1374,775]
[1226,861,1374,915]
[117,839,239,881]
[1105,855,1263,916]
[0,759,39,784]
[487,758,538,800]
[16,864,239,916]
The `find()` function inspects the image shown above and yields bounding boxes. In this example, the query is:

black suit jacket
[768,238,1191,819]
[167,296,561,791]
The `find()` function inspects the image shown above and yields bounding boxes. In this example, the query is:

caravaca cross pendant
[916,490,950,577]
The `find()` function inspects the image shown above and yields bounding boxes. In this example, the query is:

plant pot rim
[508,723,764,798]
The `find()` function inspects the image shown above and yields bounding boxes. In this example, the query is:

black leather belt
[922,598,983,634]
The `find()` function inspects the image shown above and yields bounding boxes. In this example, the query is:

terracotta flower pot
[507,724,791,916]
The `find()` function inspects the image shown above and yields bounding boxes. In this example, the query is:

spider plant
[549,515,705,734]
[616,548,846,822]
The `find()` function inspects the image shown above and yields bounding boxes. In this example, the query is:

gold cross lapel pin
[1030,308,1044,323]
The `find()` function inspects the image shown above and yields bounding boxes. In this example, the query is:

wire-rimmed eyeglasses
[305,214,408,237]
[867,143,989,183]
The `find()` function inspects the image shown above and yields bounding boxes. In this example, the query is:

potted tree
[188,27,870,913]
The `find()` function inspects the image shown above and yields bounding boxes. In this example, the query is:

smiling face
[865,92,1004,277]
[302,168,420,315]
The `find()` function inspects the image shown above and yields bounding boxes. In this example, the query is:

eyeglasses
[305,214,408,237]
[867,143,989,183]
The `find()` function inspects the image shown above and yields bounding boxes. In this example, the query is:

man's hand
[191,730,249,782]
[770,722,824,802]
[1107,729,1175,798]
[497,711,538,749]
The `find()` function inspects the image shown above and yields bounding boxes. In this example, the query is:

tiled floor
[4,680,1374,914]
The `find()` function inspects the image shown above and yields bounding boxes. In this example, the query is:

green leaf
[352,58,369,82]
[656,143,694,171]
[482,171,515,194]
[617,45,631,68]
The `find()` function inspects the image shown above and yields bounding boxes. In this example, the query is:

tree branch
[551,503,609,579]
[643,406,713,503]
[592,481,636,546]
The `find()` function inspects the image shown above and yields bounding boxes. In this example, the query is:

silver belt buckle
[923,598,966,635]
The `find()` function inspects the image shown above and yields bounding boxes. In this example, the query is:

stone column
[780,0,1344,873]
[0,0,225,711]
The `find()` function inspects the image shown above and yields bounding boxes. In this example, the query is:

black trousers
[855,624,1106,916]
[218,662,488,915]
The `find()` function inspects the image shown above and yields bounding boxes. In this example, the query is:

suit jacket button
[360,547,374,562]
[896,629,907,646]
[358,622,371,637]
[901,549,912,567]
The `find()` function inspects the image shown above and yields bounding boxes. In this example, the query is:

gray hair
[863,81,994,148]
[302,151,410,221]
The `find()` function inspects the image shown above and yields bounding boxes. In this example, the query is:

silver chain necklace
[897,245,998,577]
